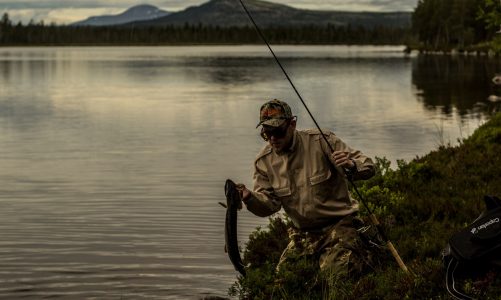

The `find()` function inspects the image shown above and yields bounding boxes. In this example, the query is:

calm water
[0,46,499,299]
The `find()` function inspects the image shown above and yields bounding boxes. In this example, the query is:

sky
[0,0,418,25]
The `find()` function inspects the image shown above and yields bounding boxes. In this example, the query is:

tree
[0,12,12,43]
[412,0,493,50]
[477,0,501,37]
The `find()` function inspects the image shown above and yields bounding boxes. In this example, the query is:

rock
[487,95,501,103]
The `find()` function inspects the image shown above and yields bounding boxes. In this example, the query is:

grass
[228,112,501,299]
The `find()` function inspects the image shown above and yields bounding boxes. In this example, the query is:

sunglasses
[260,120,291,141]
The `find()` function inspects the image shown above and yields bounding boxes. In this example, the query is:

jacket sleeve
[322,132,375,181]
[245,159,282,217]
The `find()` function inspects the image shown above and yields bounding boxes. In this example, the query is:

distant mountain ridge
[72,4,170,26]
[131,0,411,28]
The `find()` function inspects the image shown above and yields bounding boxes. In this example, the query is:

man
[237,99,377,277]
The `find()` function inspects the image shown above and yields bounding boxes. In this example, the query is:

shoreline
[0,42,406,47]
[1,43,498,57]
[405,43,501,57]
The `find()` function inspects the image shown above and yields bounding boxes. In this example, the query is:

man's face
[261,119,296,152]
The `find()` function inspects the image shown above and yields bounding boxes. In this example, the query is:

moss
[230,113,501,299]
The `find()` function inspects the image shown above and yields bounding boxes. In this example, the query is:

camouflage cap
[256,99,293,128]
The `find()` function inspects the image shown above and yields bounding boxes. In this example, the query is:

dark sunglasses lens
[272,127,287,138]
[261,126,287,140]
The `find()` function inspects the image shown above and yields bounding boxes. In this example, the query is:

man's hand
[235,184,251,204]
[331,151,356,169]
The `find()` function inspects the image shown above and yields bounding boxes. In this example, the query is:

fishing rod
[237,0,409,274]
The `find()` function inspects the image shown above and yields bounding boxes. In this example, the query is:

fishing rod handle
[368,213,409,273]
[368,212,381,226]
[387,241,409,273]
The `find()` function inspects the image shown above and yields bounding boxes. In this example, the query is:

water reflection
[0,60,57,130]
[411,55,501,116]
[114,56,279,88]
[202,57,276,85]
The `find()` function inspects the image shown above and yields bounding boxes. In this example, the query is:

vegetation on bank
[0,13,408,46]
[229,112,501,299]
[409,0,501,54]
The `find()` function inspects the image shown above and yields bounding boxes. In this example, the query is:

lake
[0,46,499,299]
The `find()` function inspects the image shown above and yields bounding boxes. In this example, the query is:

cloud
[275,0,417,11]
[47,8,124,24]
[0,1,142,9]
[4,8,124,24]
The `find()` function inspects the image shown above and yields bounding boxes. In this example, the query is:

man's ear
[290,118,297,129]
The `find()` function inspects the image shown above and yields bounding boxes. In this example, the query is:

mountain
[130,0,411,28]
[72,4,170,26]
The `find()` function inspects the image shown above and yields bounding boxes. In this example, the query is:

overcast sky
[0,0,418,25]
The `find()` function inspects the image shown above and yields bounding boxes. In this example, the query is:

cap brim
[256,119,286,128]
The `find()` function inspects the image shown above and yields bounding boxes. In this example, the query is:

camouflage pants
[276,215,383,278]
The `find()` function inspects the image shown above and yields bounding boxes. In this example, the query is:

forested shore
[0,14,408,46]
[409,0,500,54]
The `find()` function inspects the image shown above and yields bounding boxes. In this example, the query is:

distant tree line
[412,0,501,51]
[0,13,409,46]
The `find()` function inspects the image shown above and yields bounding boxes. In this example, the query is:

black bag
[443,195,501,300]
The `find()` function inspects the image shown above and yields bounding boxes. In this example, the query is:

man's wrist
[242,191,251,204]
